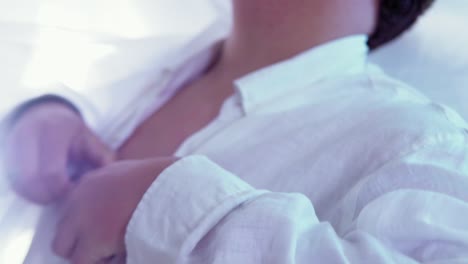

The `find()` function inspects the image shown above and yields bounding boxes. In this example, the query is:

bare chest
[117,83,228,160]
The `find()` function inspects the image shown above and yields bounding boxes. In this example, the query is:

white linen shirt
[122,36,468,262]
[24,33,468,263]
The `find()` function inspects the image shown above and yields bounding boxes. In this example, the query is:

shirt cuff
[125,155,262,263]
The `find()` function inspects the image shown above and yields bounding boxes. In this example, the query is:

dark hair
[368,0,435,50]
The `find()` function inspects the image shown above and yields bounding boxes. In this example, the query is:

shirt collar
[234,35,369,114]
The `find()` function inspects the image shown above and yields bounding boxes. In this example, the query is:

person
[5,0,468,263]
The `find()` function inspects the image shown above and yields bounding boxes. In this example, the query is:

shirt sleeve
[125,134,468,263]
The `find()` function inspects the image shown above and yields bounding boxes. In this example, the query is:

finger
[5,115,73,203]
[13,170,72,204]
[13,177,56,204]
[70,237,116,264]
[106,243,126,264]
[95,254,123,264]
[39,125,75,185]
[97,253,126,264]
[111,253,127,264]
[82,128,115,168]
[8,130,60,204]
[70,238,93,264]
[43,169,74,199]
[52,213,78,259]
[5,122,41,185]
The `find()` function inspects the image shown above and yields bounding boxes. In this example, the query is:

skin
[118,0,379,159]
[52,158,176,263]
[5,102,114,204]
[6,0,379,263]
[220,0,378,80]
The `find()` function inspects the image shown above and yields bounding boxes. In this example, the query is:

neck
[211,0,377,80]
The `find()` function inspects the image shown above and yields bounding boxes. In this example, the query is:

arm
[125,135,468,263]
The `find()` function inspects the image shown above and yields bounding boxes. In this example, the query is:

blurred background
[0,0,467,262]
[0,0,467,118]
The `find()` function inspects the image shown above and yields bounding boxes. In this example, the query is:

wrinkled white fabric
[0,1,467,263]
[120,36,468,263]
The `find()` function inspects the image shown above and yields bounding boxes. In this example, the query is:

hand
[4,101,114,204]
[52,157,177,264]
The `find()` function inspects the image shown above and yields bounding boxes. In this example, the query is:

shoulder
[350,69,468,167]
[363,68,468,138]
[298,69,468,167]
